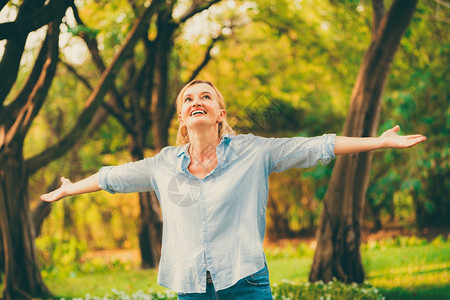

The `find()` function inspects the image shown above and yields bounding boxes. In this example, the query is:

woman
[41,80,426,299]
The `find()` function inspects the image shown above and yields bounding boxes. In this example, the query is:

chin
[187,120,216,130]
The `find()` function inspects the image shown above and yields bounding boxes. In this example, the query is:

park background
[0,0,448,299]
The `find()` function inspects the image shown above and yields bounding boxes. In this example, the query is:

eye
[202,95,211,100]
[184,97,192,102]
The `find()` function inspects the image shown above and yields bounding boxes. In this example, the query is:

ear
[218,109,226,122]
[178,114,184,125]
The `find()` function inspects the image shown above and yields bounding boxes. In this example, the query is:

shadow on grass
[369,267,450,279]
[380,285,450,300]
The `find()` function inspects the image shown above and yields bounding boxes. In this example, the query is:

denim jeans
[177,265,273,300]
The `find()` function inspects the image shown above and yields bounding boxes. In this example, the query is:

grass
[361,237,450,299]
[1,236,448,299]
[45,269,164,298]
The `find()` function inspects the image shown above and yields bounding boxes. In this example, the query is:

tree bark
[0,0,73,40]
[0,227,3,284]
[0,16,63,298]
[137,189,163,268]
[0,145,53,299]
[0,0,165,297]
[0,0,48,105]
[309,0,418,284]
[25,0,165,175]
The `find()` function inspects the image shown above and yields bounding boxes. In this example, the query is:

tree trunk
[138,191,163,268]
[130,136,163,268]
[267,192,293,239]
[0,16,63,298]
[0,145,52,299]
[309,0,418,283]
[0,227,3,284]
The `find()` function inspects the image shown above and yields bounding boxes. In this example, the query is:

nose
[191,96,202,106]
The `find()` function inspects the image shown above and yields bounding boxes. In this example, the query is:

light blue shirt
[98,133,336,293]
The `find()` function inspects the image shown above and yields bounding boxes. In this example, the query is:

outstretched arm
[40,173,101,202]
[334,125,426,156]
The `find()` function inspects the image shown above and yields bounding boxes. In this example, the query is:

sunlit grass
[1,236,448,299]
[45,269,165,298]
[361,238,450,299]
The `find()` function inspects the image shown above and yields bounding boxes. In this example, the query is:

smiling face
[178,82,225,132]
[175,80,235,145]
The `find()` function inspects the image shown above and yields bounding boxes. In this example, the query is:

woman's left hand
[380,125,427,149]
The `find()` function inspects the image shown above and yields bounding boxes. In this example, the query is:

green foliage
[71,281,385,300]
[31,236,449,299]
[272,280,385,300]
[68,25,100,39]
[84,289,177,300]
[36,236,88,279]
[19,0,448,290]
[36,236,134,281]
[265,241,315,260]
[365,0,450,229]
[362,235,449,300]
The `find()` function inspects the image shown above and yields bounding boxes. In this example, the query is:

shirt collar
[176,135,232,158]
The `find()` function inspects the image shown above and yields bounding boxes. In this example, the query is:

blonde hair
[176,80,235,145]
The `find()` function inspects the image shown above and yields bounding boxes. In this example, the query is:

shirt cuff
[98,166,116,194]
[321,133,336,165]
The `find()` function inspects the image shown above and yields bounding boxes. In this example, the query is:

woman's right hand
[40,177,73,202]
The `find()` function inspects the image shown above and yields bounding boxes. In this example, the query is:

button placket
[199,179,209,253]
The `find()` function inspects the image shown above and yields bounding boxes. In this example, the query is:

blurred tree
[358,0,450,231]
[309,0,419,284]
[0,0,164,297]
[201,0,357,240]
[0,1,70,297]
[59,0,227,268]
[374,0,450,229]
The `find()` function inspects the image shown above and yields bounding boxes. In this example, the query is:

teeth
[191,110,206,116]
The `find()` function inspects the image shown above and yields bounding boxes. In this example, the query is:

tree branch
[434,0,450,8]
[101,102,136,135]
[0,0,47,107]
[189,37,221,82]
[0,0,73,40]
[177,0,222,25]
[61,60,134,135]
[25,0,165,175]
[61,60,93,90]
[71,2,128,114]
[2,19,61,148]
[5,29,55,122]
[164,35,222,131]
[371,0,385,38]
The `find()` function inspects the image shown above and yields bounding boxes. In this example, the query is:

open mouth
[190,109,206,116]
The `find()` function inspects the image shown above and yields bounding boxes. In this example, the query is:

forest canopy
[0,0,448,298]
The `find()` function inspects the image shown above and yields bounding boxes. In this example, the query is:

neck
[188,126,220,161]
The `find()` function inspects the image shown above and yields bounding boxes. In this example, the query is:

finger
[60,176,72,185]
[392,125,400,133]
[42,194,59,202]
[405,137,426,147]
[41,190,58,202]
[405,134,426,139]
[40,194,52,202]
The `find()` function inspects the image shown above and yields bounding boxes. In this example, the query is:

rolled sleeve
[98,158,156,194]
[320,133,336,165]
[98,166,117,194]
